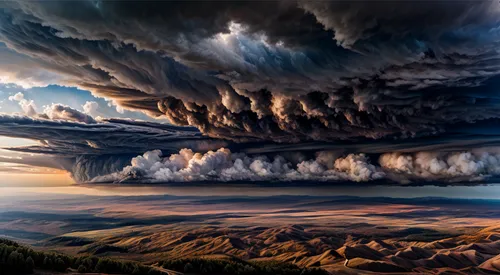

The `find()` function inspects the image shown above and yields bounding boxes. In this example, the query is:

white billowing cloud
[334,154,384,182]
[42,103,96,124]
[91,147,500,184]
[107,100,125,114]
[8,92,24,101]
[379,150,500,179]
[378,153,414,173]
[8,92,37,116]
[7,93,96,123]
[93,148,385,183]
[82,101,99,117]
[115,105,125,114]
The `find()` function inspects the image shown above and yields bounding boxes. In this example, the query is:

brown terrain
[36,222,500,274]
[3,186,500,274]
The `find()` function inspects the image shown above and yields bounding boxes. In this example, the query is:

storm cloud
[0,114,227,181]
[1,112,500,183]
[92,148,384,183]
[91,147,500,184]
[1,1,500,142]
[0,115,226,156]
[1,1,500,183]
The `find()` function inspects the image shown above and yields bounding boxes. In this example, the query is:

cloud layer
[91,147,500,184]
[1,1,500,143]
[1,1,500,184]
[2,110,500,183]
[0,114,226,182]
[379,150,500,182]
[92,148,384,183]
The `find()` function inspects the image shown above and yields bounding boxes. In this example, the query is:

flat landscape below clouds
[2,185,500,274]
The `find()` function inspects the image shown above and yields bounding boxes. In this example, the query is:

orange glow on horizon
[0,172,74,187]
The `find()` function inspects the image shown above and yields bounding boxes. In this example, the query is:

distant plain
[2,184,500,274]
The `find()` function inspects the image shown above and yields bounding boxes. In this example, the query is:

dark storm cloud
[299,1,500,49]
[2,1,500,183]
[0,114,229,181]
[3,112,500,183]
[1,0,500,143]
[0,115,226,156]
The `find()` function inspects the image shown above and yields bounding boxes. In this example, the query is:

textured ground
[2,185,500,274]
[36,223,500,274]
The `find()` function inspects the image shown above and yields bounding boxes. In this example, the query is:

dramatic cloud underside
[2,111,500,183]
[2,1,500,183]
[0,114,227,182]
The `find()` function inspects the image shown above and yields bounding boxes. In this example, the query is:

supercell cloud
[1,1,500,183]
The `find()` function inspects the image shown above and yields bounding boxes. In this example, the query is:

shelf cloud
[1,1,500,184]
[1,112,500,183]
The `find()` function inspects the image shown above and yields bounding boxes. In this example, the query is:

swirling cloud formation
[1,1,500,183]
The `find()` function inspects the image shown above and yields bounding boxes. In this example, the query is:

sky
[2,1,500,186]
